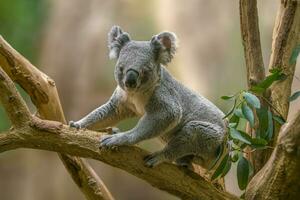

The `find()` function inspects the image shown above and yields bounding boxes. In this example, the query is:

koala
[69,26,226,169]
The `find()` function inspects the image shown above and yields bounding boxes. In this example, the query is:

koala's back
[159,67,225,131]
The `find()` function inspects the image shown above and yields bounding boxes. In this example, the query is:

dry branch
[269,0,300,121]
[239,0,265,88]
[245,110,300,199]
[0,36,113,200]
[239,0,269,172]
[0,124,238,200]
[265,0,300,175]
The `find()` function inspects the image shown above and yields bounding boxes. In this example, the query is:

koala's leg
[100,107,181,148]
[69,101,135,129]
[70,87,136,129]
[144,121,225,168]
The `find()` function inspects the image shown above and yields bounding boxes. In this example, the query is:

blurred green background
[0,0,299,200]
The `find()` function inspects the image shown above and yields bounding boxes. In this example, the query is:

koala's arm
[100,99,181,147]
[70,88,135,129]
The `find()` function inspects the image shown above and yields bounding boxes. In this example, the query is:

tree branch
[239,0,265,88]
[239,0,269,172]
[269,0,300,120]
[245,110,300,200]
[0,36,113,200]
[0,119,238,200]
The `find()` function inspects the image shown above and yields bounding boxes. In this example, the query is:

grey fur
[69,26,226,169]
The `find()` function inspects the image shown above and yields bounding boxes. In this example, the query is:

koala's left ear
[108,26,131,59]
[150,31,178,65]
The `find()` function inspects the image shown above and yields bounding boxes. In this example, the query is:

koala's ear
[108,26,131,59]
[150,31,178,65]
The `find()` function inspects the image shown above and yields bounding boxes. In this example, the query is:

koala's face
[108,26,177,92]
[114,42,160,92]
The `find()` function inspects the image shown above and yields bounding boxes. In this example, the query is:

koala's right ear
[150,31,178,65]
[108,26,131,59]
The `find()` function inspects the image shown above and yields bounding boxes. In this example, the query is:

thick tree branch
[0,120,238,200]
[269,0,300,121]
[239,0,269,172]
[245,110,300,200]
[0,36,113,200]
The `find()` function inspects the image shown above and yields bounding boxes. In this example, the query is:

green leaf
[273,115,286,125]
[288,91,300,102]
[234,108,245,118]
[250,69,286,93]
[242,103,255,127]
[211,154,230,181]
[221,159,232,177]
[237,157,250,190]
[251,138,268,148]
[221,94,235,100]
[223,99,237,119]
[256,107,269,138]
[243,92,261,108]
[229,128,252,145]
[229,123,237,128]
[265,110,273,141]
[250,86,265,94]
[229,113,240,124]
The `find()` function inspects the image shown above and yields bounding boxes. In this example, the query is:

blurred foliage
[0,0,48,61]
[0,0,47,131]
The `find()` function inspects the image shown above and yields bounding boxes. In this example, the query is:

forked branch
[0,36,113,200]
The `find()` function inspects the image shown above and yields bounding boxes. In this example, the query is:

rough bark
[0,65,238,200]
[245,110,300,200]
[239,0,265,88]
[0,36,113,200]
[239,0,268,173]
[269,0,300,123]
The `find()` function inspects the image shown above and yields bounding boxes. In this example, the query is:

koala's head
[108,26,177,92]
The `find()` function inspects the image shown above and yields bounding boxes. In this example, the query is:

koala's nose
[125,69,139,88]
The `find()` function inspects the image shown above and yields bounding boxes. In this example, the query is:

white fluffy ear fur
[150,31,178,65]
[108,26,131,59]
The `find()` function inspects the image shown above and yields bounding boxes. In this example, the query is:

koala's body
[70,26,226,169]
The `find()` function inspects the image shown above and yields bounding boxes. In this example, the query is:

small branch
[0,117,238,200]
[239,0,267,172]
[0,35,113,200]
[245,110,300,200]
[239,0,265,88]
[0,67,31,127]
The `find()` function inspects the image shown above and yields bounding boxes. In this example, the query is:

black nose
[125,70,139,88]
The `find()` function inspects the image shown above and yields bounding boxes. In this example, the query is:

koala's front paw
[144,152,164,168]
[69,121,81,130]
[99,133,128,149]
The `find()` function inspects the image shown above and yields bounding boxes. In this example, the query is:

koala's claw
[144,153,163,168]
[99,133,126,149]
[69,121,81,130]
